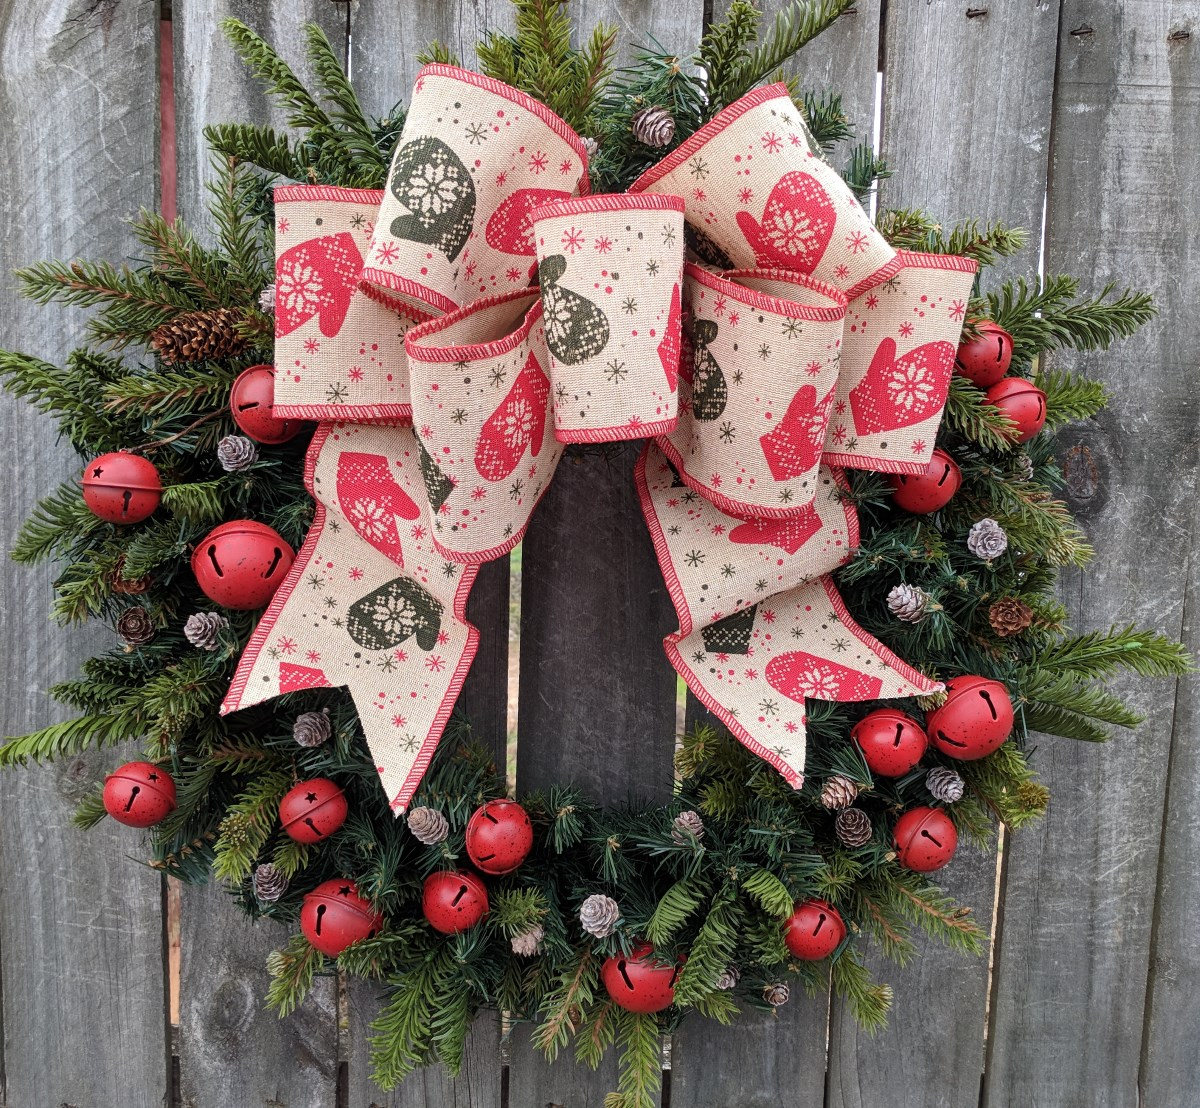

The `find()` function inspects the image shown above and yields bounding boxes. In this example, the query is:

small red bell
[422,870,489,934]
[229,365,304,445]
[190,520,295,610]
[893,806,958,871]
[300,879,383,957]
[926,675,1013,760]
[465,798,533,875]
[851,708,928,777]
[279,778,348,843]
[600,942,682,1013]
[986,377,1046,443]
[956,321,1013,388]
[783,898,846,960]
[82,452,161,524]
[889,449,961,514]
[103,761,176,827]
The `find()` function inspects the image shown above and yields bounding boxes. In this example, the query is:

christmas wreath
[1,3,1190,1104]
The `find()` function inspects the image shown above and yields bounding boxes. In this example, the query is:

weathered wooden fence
[1,1,1197,1105]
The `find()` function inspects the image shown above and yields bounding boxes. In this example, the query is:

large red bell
[956,321,1013,388]
[783,898,846,960]
[103,761,176,827]
[82,452,161,524]
[465,798,533,875]
[229,364,304,444]
[926,675,1013,760]
[986,377,1046,443]
[851,708,928,777]
[422,870,489,934]
[893,806,958,871]
[300,879,383,957]
[279,778,348,843]
[889,449,961,514]
[600,942,681,1013]
[190,520,295,610]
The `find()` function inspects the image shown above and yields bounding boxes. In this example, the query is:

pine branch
[603,1009,661,1108]
[266,932,324,1017]
[1036,368,1110,429]
[830,948,891,1030]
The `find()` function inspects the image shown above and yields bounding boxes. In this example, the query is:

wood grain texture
[985,3,1200,1104]
[0,1,169,1104]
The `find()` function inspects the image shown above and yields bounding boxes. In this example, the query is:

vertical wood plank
[0,2,169,1104]
[985,4,1200,1104]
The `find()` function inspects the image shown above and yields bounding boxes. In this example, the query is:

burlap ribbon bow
[222,66,977,812]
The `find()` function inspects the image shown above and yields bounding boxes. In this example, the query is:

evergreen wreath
[0,3,1189,1104]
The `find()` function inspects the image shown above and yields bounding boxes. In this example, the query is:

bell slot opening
[262,548,284,579]
[477,852,496,862]
[978,690,998,720]
[120,489,133,517]
[669,964,682,987]
[618,960,634,991]
[206,545,224,577]
[314,903,326,935]
[483,810,499,824]
[813,912,827,936]
[919,828,943,847]
[303,817,322,838]
[993,336,1006,364]
[237,400,261,412]
[892,723,905,748]
[936,729,966,748]
[936,465,951,488]
[123,785,141,812]
[450,884,469,908]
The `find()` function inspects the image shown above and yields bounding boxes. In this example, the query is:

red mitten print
[734,172,836,273]
[657,282,682,393]
[279,663,333,693]
[759,385,832,481]
[276,232,363,338]
[336,452,421,567]
[848,338,956,435]
[729,503,823,554]
[475,351,551,482]
[486,188,573,256]
[765,652,884,703]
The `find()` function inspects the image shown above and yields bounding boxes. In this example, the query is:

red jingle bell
[783,898,846,960]
[229,364,304,445]
[279,778,348,843]
[926,675,1014,760]
[893,806,958,872]
[465,798,533,875]
[422,870,489,934]
[300,879,383,957]
[601,942,682,1013]
[190,520,295,610]
[956,321,1013,388]
[81,452,161,524]
[102,761,176,827]
[889,449,961,514]
[986,377,1046,443]
[852,708,928,777]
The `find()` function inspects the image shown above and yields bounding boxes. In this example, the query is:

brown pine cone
[253,862,288,902]
[117,606,155,646]
[820,775,858,811]
[763,983,790,1007]
[293,709,332,748]
[835,807,872,848]
[150,307,248,364]
[108,557,151,595]
[671,809,705,843]
[989,596,1033,637]
[631,104,675,148]
[406,806,449,845]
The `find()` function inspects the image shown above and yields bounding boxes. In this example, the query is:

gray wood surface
[0,1,170,1105]
[985,3,1200,1105]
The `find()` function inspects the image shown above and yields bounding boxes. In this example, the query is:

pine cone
[763,983,790,1007]
[579,893,621,938]
[293,709,332,748]
[887,583,931,623]
[671,810,705,844]
[926,766,965,804]
[820,775,858,811]
[989,596,1033,638]
[217,434,259,472]
[108,557,151,595]
[835,807,873,848]
[117,606,155,646]
[258,282,276,313]
[253,862,289,902]
[631,104,675,148]
[715,965,740,991]
[407,806,449,845]
[581,136,600,159]
[511,924,545,957]
[184,611,227,651]
[1014,452,1035,482]
[150,307,248,364]
[967,517,1008,561]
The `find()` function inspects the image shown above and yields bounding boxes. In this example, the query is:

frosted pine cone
[820,775,858,811]
[511,924,545,957]
[887,583,931,623]
[835,808,872,848]
[117,606,155,646]
[715,965,740,991]
[579,893,621,938]
[581,136,600,159]
[926,766,965,804]
[967,518,1008,561]
[989,597,1033,638]
[293,709,332,748]
[184,611,227,651]
[671,810,705,844]
[407,806,449,845]
[253,862,288,902]
[763,983,790,1007]
[631,104,675,148]
[258,282,276,313]
[1014,452,1035,482]
[217,434,258,472]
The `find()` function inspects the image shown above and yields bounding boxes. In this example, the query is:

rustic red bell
[956,321,1013,388]
[81,452,161,524]
[279,777,348,843]
[986,377,1046,443]
[926,675,1013,760]
[465,798,533,875]
[601,942,681,1013]
[889,449,961,514]
[190,520,295,610]
[783,898,846,960]
[229,364,304,444]
[103,761,176,827]
[422,870,489,934]
[300,879,383,957]
[893,806,958,871]
[852,708,928,777]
